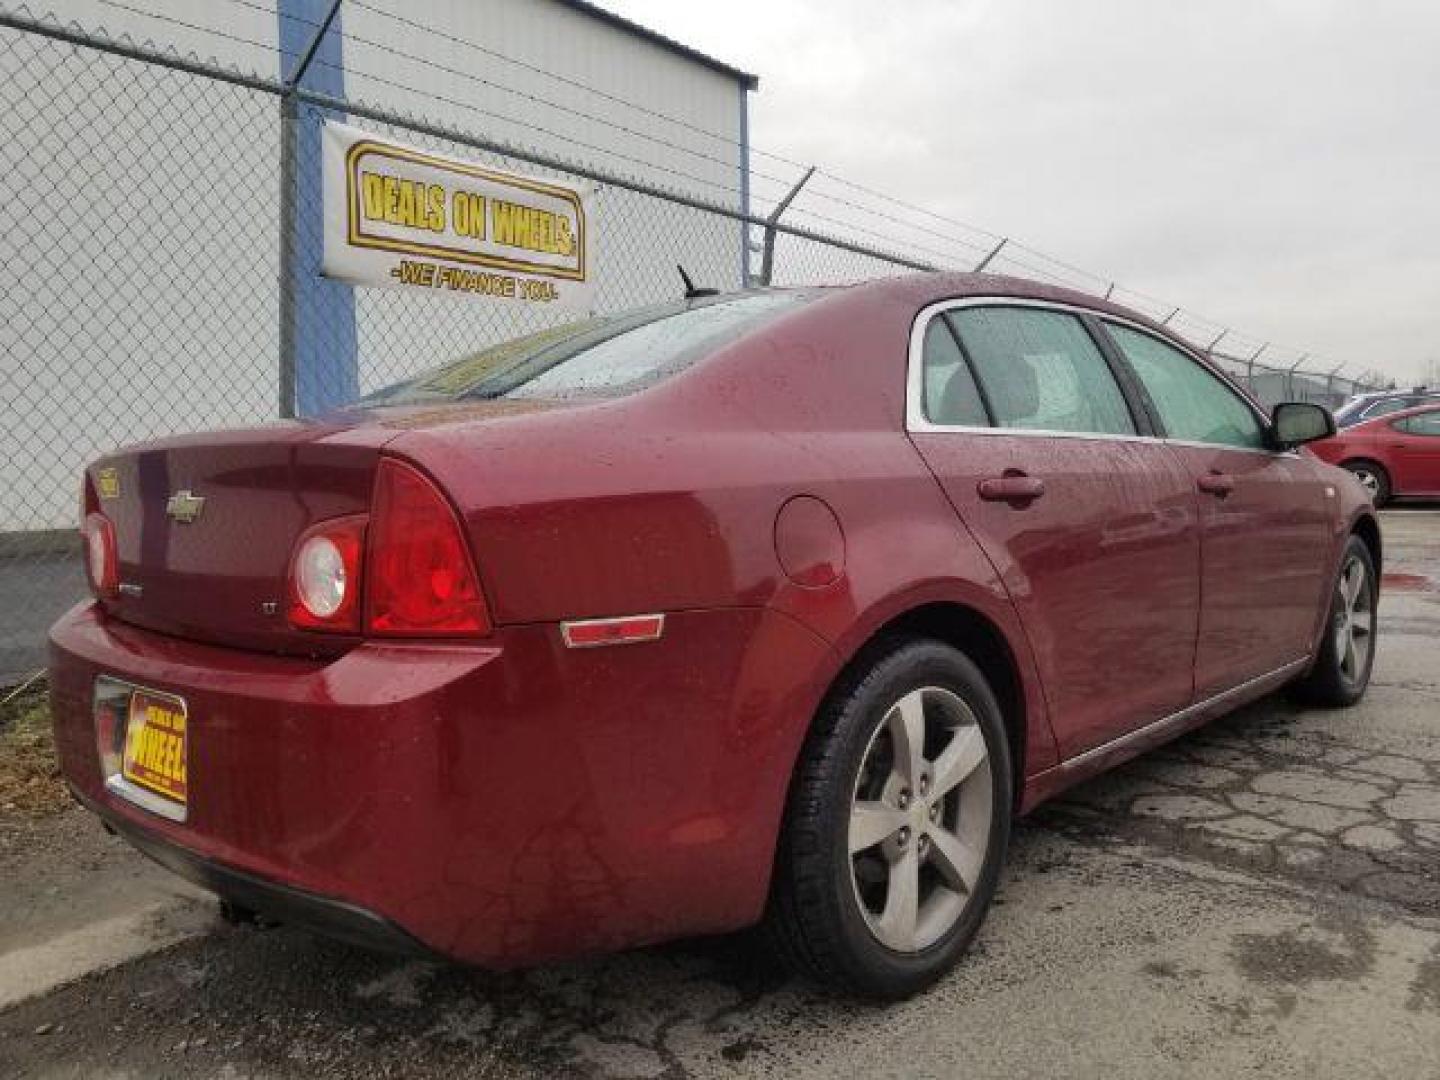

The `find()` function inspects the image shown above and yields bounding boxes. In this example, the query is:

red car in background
[50,274,1381,998]
[1308,402,1440,505]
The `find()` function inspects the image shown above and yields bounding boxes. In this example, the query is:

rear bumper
[76,786,433,958]
[49,600,831,967]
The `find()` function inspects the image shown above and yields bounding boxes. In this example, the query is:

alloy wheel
[848,686,992,953]
[1334,553,1375,683]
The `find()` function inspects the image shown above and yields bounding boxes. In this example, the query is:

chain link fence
[0,6,1385,681]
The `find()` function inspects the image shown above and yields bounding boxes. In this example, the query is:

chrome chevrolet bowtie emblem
[165,490,206,524]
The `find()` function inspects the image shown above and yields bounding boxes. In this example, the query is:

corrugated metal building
[1,0,758,530]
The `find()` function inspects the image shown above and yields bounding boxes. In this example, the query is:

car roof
[1385,400,1440,418]
[841,271,1186,343]
[1355,400,1440,425]
[1347,387,1437,402]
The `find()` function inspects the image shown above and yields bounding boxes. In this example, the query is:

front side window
[1395,412,1440,436]
[946,307,1136,435]
[1106,324,1267,450]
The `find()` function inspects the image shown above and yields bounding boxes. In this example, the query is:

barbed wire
[19,0,1364,377]
[344,0,813,171]
[95,0,295,60]
[215,0,808,194]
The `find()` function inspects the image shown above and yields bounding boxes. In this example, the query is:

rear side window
[947,307,1136,435]
[1395,412,1440,435]
[1362,398,1410,420]
[921,319,988,426]
[1106,324,1267,450]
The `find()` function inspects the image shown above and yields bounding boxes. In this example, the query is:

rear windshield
[363,290,814,406]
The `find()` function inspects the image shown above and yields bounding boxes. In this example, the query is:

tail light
[81,511,118,599]
[286,459,489,638]
[287,516,366,631]
[366,459,490,636]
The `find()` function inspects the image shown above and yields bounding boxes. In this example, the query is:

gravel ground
[0,680,67,819]
[1,508,1437,1079]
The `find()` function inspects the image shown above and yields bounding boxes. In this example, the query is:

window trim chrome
[1362,394,1440,421]
[905,296,1289,458]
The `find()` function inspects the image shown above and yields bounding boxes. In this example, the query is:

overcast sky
[608,0,1439,383]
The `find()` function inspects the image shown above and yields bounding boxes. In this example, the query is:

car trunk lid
[88,421,399,655]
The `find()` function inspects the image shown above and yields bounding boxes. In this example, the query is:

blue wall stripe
[278,0,358,416]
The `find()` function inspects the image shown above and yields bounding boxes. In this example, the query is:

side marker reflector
[561,614,665,649]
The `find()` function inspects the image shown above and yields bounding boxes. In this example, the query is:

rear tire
[765,639,1012,999]
[1341,460,1391,506]
[1288,535,1378,707]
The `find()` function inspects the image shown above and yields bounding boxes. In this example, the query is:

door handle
[978,474,1046,504]
[1196,471,1235,497]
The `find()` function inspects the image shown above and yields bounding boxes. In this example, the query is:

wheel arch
[1351,511,1383,576]
[1339,456,1390,484]
[808,599,1034,813]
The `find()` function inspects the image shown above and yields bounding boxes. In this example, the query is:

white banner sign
[321,121,596,311]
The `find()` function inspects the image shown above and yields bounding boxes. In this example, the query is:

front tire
[765,639,1013,998]
[1288,535,1378,707]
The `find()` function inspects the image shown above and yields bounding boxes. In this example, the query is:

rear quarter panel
[387,286,1059,778]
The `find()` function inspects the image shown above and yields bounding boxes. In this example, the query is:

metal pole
[278,92,299,418]
[277,0,344,419]
[1162,307,1180,325]
[1205,329,1228,355]
[1286,356,1306,400]
[1246,342,1268,389]
[758,166,815,287]
[1103,283,1115,300]
[973,237,1008,273]
[284,0,344,90]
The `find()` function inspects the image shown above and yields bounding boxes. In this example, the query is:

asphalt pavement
[1,508,1438,1079]
[0,552,82,685]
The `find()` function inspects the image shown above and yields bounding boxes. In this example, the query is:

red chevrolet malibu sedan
[1307,401,1440,505]
[51,274,1381,998]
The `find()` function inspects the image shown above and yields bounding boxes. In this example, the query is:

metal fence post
[1326,363,1345,402]
[758,166,815,286]
[1246,342,1268,394]
[277,91,300,418]
[973,237,1007,272]
[1286,356,1307,400]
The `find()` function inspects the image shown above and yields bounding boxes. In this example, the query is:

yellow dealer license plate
[121,688,188,807]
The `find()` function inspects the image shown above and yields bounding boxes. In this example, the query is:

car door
[907,301,1201,759]
[1101,321,1333,697]
[1388,410,1440,494]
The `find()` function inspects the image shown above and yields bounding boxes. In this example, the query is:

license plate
[120,687,189,808]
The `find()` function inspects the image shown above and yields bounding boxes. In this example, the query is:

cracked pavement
[2,509,1439,1079]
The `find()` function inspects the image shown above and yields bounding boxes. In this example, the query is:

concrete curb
[0,899,214,1011]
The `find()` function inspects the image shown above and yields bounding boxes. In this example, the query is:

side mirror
[1272,402,1336,448]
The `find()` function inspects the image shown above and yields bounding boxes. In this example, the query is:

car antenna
[677,264,718,300]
